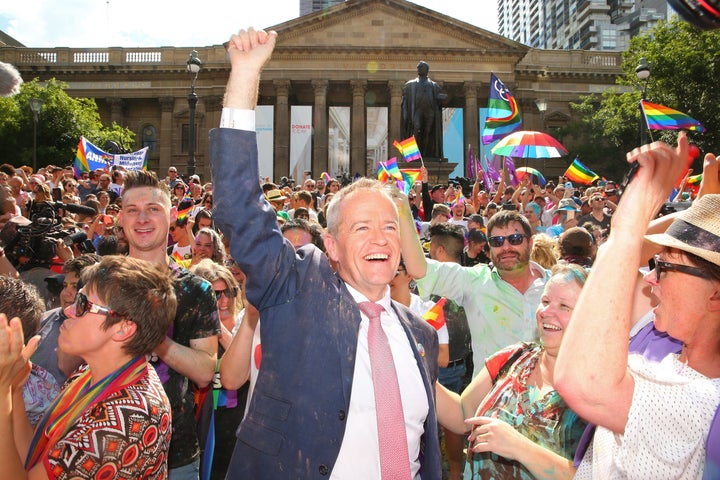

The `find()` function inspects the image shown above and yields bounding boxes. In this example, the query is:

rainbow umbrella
[516,167,547,185]
[491,130,568,158]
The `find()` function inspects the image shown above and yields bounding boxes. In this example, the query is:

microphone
[0,61,22,97]
[50,202,99,217]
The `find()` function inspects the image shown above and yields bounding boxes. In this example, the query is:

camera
[0,201,96,269]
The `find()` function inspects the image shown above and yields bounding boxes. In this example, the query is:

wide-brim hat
[645,194,720,267]
[266,189,287,202]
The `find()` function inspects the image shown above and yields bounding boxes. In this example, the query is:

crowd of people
[0,28,718,480]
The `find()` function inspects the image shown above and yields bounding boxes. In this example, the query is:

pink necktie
[358,301,411,480]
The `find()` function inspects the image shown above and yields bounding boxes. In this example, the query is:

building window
[142,125,157,155]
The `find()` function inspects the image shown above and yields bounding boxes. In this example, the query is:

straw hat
[645,194,720,267]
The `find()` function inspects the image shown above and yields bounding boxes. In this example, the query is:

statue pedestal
[423,158,457,185]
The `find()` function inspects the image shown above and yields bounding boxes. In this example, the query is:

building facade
[498,0,669,51]
[300,0,347,16]
[2,0,622,183]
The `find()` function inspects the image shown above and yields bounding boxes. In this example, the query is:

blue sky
[0,0,498,48]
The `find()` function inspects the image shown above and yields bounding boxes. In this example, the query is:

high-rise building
[300,0,346,16]
[498,0,669,50]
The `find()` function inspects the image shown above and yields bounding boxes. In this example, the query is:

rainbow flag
[176,198,194,224]
[376,163,392,183]
[320,172,332,183]
[687,173,703,185]
[423,297,446,331]
[564,158,599,185]
[454,191,466,206]
[393,136,422,162]
[641,100,706,132]
[482,73,522,145]
[400,168,422,186]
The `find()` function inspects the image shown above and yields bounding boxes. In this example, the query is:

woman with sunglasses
[190,259,250,480]
[556,133,720,479]
[0,255,177,479]
[436,262,589,479]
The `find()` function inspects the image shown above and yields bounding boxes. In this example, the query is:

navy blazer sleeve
[210,127,441,479]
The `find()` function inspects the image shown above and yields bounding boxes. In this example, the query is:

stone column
[106,97,125,125]
[201,95,224,182]
[463,81,480,174]
[350,80,367,177]
[274,80,291,180]
[312,79,329,178]
[388,80,404,148]
[158,97,175,176]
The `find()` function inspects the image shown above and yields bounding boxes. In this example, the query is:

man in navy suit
[211,28,441,479]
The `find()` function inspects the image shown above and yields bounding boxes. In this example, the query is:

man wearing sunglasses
[120,169,220,479]
[402,207,549,378]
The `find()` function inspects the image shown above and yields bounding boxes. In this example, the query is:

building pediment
[270,0,526,55]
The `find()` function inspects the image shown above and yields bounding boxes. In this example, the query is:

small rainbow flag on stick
[393,136,423,163]
[641,100,706,132]
[320,172,332,183]
[564,158,599,185]
[423,297,446,331]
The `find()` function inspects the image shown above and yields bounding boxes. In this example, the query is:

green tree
[569,17,720,179]
[0,78,135,170]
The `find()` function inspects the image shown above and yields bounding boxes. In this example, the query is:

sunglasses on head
[214,287,238,299]
[648,255,711,283]
[74,291,116,317]
[488,233,527,248]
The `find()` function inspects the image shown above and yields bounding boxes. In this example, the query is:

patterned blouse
[465,342,587,480]
[44,365,172,479]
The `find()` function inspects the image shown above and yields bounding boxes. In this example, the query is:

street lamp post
[635,57,651,146]
[186,50,202,178]
[29,97,44,172]
[535,98,548,172]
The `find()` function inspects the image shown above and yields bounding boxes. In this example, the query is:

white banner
[256,106,274,182]
[290,106,312,183]
[113,147,149,171]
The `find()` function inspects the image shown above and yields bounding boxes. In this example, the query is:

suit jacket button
[319,464,329,475]
[338,410,346,421]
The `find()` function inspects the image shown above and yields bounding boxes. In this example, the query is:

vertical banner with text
[290,106,312,182]
[256,106,274,181]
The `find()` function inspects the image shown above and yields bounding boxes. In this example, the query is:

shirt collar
[345,283,393,313]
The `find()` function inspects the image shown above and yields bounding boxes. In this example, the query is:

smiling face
[193,232,215,261]
[488,220,532,274]
[536,277,582,356]
[212,279,234,324]
[324,189,400,301]
[120,186,171,261]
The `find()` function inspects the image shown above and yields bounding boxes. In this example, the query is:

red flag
[422,297,446,330]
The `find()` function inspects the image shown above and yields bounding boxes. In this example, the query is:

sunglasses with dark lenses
[488,233,527,248]
[74,291,116,317]
[214,287,238,299]
[648,255,711,283]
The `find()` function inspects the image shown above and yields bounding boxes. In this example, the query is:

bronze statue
[401,61,447,159]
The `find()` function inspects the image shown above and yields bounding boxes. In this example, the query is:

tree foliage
[569,17,720,179]
[0,78,135,170]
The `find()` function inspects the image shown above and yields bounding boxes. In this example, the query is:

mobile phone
[564,181,573,190]
[598,180,607,187]
[52,187,62,202]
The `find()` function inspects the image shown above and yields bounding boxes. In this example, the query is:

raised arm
[555,132,688,433]
[223,28,277,110]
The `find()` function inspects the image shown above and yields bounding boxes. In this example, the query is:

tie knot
[358,301,384,320]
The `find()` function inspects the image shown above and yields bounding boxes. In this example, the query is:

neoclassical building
[1,0,622,183]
